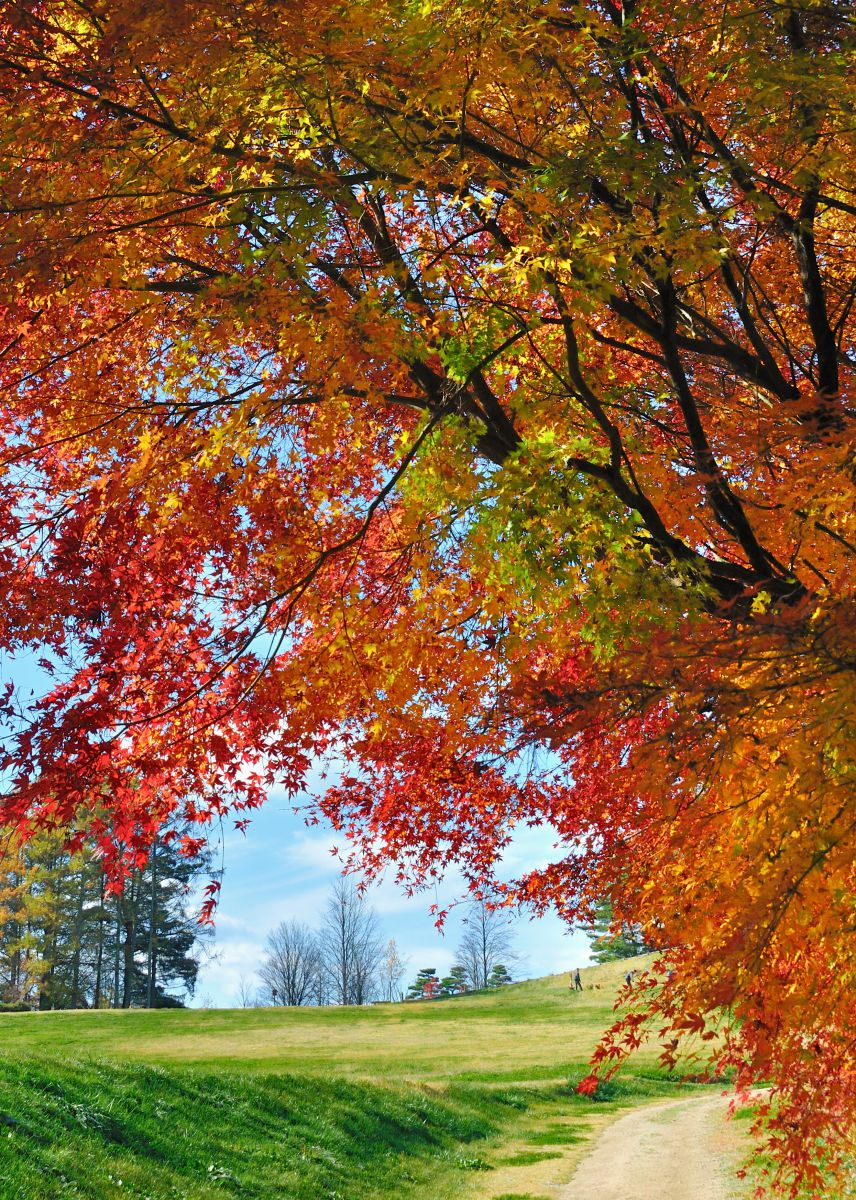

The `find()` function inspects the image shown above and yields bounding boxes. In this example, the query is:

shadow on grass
[0,1057,509,1200]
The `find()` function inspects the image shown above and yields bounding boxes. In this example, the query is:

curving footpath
[558,1093,749,1200]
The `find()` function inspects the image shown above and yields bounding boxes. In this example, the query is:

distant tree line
[257,887,522,1007]
[0,828,211,1009]
[258,878,391,1007]
[405,898,517,1000]
[400,893,652,1002]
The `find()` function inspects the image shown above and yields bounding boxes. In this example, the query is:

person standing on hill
[574,969,583,992]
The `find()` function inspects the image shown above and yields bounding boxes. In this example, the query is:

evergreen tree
[120,835,213,1008]
[439,964,469,996]
[406,968,440,1000]
[0,827,211,1008]
[584,899,652,965]
[0,837,31,1004]
[18,830,74,1010]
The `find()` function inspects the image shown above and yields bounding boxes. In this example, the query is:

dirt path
[558,1093,749,1200]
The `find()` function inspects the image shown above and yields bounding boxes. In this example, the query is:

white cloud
[281,830,343,874]
[196,937,266,1006]
[214,911,253,932]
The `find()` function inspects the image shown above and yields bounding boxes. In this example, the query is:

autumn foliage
[0,1,853,1193]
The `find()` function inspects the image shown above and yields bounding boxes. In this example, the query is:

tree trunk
[120,870,139,1008]
[121,918,135,1008]
[112,906,122,1008]
[93,871,106,1008]
[146,840,158,1008]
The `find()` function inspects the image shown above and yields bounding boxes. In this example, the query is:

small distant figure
[625,970,633,987]
[574,968,583,992]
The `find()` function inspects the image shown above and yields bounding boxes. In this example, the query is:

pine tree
[406,968,440,1001]
[122,835,213,1008]
[584,899,652,965]
[0,837,30,1005]
[0,827,211,1008]
[439,965,469,996]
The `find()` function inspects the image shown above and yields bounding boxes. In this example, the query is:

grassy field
[0,959,658,1080]
[0,958,731,1200]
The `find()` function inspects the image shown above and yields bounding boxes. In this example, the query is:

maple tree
[0,1,853,1193]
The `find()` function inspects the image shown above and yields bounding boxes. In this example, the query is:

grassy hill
[0,960,656,1080]
[0,959,720,1200]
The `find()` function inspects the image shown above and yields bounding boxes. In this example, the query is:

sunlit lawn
[0,958,730,1200]
[0,960,655,1080]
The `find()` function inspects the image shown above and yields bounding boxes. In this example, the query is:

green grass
[0,1058,525,1200]
[495,1150,564,1165]
[0,1065,693,1200]
[0,961,654,1080]
[0,960,724,1200]
[523,1123,584,1146]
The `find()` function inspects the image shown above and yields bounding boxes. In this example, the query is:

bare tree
[236,975,259,1007]
[309,963,331,1007]
[319,877,383,1006]
[259,919,322,1007]
[378,937,407,1002]
[456,896,518,991]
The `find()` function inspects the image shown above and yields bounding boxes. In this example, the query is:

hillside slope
[0,1058,516,1200]
[0,960,743,1200]
[0,960,651,1080]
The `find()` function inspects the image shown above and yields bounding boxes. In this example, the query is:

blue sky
[195,790,592,1006]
